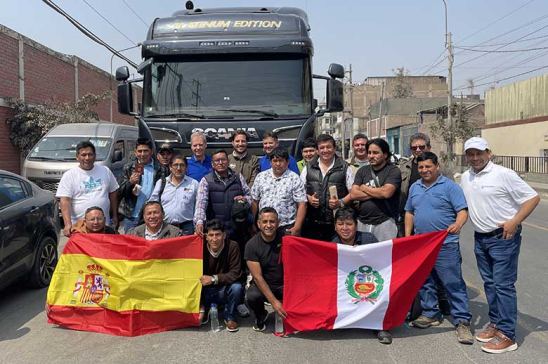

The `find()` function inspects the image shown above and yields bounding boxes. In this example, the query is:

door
[0,175,35,280]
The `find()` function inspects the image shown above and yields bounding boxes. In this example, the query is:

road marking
[522,221,548,232]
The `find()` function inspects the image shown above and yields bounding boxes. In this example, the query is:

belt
[173,221,193,229]
[474,228,503,238]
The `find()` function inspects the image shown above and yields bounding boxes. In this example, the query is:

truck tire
[28,235,58,288]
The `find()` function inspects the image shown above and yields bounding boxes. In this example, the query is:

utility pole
[377,81,385,138]
[342,64,354,159]
[447,31,454,161]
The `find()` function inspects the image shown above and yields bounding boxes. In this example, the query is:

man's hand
[200,275,213,286]
[447,222,463,234]
[270,298,287,319]
[129,172,141,185]
[499,219,519,240]
[63,224,72,237]
[195,223,204,237]
[328,196,339,210]
[111,215,119,230]
[233,195,245,201]
[285,226,301,236]
[307,193,320,208]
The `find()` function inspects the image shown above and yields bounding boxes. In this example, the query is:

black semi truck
[115,5,344,157]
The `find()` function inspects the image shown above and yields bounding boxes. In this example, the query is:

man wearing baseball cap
[461,137,539,354]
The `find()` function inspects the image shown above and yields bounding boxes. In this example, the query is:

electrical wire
[41,0,137,68]
[81,0,137,45]
[454,65,548,91]
[121,0,149,28]
[455,45,548,53]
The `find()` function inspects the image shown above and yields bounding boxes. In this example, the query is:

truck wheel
[28,236,58,288]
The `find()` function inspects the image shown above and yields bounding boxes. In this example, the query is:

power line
[42,0,137,68]
[454,22,548,68]
[121,0,149,28]
[456,0,536,43]
[81,0,137,45]
[454,65,548,91]
[455,45,548,53]
[457,33,548,48]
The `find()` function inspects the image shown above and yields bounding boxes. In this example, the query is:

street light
[110,43,141,122]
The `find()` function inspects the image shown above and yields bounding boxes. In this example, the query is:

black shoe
[377,330,392,344]
[252,319,266,332]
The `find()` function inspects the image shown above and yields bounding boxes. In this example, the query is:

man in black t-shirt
[343,138,401,243]
[244,207,286,332]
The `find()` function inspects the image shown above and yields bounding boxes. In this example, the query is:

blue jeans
[420,241,472,325]
[474,227,521,341]
[123,217,139,233]
[202,282,243,321]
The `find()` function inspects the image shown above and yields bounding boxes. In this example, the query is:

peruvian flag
[282,231,447,334]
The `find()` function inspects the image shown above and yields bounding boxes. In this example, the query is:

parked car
[22,122,138,193]
[0,170,59,290]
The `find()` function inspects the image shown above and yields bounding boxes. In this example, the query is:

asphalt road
[1,201,547,364]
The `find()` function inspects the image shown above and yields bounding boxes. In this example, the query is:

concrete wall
[482,121,548,157]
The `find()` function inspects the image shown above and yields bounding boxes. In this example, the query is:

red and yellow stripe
[46,233,203,336]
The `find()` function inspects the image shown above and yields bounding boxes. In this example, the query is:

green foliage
[429,99,475,163]
[5,92,109,156]
[391,67,413,98]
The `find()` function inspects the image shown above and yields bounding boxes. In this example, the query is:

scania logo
[191,127,259,140]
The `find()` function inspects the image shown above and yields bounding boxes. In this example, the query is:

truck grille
[29,178,59,193]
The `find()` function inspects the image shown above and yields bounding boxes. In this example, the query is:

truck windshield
[27,137,112,161]
[143,55,312,118]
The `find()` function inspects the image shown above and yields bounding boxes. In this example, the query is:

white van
[22,122,138,193]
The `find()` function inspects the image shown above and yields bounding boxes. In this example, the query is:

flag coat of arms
[46,234,203,336]
[282,231,447,334]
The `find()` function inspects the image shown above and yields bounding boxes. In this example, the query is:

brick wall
[0,26,137,174]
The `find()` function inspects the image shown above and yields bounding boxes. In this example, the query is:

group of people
[55,129,539,353]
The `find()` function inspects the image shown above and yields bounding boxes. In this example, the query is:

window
[113,140,125,161]
[0,176,27,209]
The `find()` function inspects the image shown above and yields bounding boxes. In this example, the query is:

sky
[2,0,548,98]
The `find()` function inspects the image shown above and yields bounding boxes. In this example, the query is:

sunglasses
[411,145,427,150]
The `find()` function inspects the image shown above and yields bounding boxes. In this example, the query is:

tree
[391,67,413,98]
[429,99,475,164]
[5,92,109,156]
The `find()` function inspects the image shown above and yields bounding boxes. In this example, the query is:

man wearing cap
[156,142,173,173]
[461,137,540,354]
[251,147,307,235]
[228,130,260,188]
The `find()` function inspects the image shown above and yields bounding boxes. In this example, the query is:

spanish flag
[46,234,202,336]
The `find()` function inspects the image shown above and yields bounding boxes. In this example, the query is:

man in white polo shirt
[461,137,539,354]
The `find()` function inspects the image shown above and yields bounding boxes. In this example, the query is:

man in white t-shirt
[56,140,119,237]
[461,137,539,354]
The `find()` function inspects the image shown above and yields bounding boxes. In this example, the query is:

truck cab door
[110,140,126,180]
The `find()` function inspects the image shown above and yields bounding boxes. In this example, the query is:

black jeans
[246,284,283,321]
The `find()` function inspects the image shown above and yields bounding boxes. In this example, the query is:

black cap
[158,143,173,152]
[231,200,250,224]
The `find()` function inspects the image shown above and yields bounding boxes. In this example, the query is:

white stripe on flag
[333,239,393,330]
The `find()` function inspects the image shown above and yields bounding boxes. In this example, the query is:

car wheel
[28,235,58,288]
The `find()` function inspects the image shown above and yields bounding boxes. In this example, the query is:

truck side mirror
[326,79,343,112]
[328,63,345,79]
[112,150,123,163]
[117,83,133,115]
[115,66,130,81]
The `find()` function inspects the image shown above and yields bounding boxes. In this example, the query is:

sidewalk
[528,181,548,200]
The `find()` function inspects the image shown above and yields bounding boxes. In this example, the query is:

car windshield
[28,137,112,161]
[143,54,312,118]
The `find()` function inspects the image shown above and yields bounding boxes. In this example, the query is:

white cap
[464,137,489,151]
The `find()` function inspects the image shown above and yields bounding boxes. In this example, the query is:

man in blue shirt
[258,131,299,174]
[187,131,212,181]
[404,151,473,345]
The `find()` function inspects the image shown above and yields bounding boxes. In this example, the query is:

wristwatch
[339,199,345,208]
[212,275,218,285]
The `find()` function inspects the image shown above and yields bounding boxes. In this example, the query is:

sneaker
[264,301,272,307]
[411,315,443,329]
[475,322,497,343]
[456,322,474,345]
[481,331,518,354]
[377,330,392,344]
[252,319,266,332]
[237,303,250,318]
[224,320,239,332]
